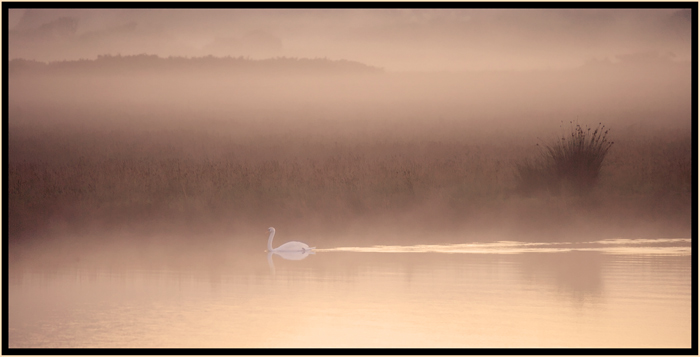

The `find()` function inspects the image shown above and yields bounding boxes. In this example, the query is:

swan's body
[266,227,315,253]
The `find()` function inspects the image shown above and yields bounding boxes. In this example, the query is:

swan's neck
[267,231,275,251]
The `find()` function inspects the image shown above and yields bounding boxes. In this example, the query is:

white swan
[266,227,315,253]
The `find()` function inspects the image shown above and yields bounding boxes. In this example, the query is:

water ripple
[316,238,691,255]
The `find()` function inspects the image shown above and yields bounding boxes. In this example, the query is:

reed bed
[8,123,692,242]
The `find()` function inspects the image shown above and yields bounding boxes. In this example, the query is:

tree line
[9,54,385,76]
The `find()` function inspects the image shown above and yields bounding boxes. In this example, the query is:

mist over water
[7,54,692,244]
[6,7,694,349]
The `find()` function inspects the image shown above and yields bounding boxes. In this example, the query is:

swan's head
[268,227,275,233]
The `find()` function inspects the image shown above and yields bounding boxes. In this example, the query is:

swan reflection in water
[266,249,315,274]
[265,227,315,274]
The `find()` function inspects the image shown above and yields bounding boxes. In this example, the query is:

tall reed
[516,122,613,195]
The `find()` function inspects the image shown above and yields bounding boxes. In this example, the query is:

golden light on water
[9,238,691,348]
[317,238,692,255]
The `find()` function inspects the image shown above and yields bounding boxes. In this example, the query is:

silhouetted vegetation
[8,120,691,243]
[515,122,614,196]
[9,54,384,77]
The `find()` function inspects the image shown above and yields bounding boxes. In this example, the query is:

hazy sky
[8,8,692,71]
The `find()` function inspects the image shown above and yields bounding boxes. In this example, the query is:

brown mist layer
[7,56,692,247]
[8,9,692,71]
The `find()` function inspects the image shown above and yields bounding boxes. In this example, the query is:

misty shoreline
[8,121,691,246]
[8,52,692,247]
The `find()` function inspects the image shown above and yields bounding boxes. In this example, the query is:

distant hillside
[9,54,385,76]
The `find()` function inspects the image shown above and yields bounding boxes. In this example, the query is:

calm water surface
[8,237,692,348]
